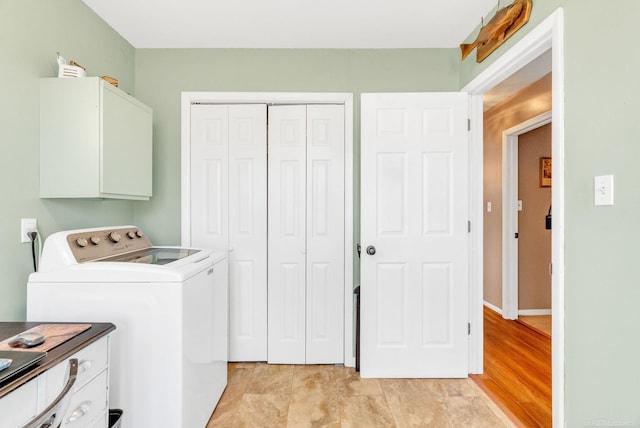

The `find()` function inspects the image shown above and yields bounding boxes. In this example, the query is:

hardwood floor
[518,315,551,338]
[471,306,552,427]
[208,363,515,427]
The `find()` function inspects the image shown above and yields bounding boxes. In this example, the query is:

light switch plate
[594,175,614,206]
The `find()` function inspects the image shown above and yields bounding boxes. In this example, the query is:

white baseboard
[483,301,502,315]
[518,309,552,316]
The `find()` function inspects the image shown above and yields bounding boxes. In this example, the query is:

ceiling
[81,0,551,108]
[81,0,498,49]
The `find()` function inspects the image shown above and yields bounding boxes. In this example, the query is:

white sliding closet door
[191,104,268,362]
[268,105,345,364]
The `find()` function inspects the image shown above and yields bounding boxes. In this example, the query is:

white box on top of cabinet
[40,77,153,200]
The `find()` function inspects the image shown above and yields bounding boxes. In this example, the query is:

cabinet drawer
[0,378,38,428]
[62,369,108,427]
[45,337,108,402]
[89,411,108,428]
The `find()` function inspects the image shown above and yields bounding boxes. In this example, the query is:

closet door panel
[268,105,307,364]
[306,105,345,363]
[228,105,268,361]
[190,105,229,252]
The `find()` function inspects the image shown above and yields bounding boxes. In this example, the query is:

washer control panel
[66,227,152,263]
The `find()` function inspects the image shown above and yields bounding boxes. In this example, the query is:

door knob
[365,245,376,256]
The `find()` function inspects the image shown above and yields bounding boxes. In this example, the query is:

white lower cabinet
[0,378,38,427]
[63,370,108,427]
[0,336,110,428]
[89,412,108,428]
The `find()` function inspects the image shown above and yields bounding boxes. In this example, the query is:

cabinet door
[267,105,307,364]
[101,83,153,198]
[0,379,38,428]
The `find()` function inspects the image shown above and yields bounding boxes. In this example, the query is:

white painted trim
[462,8,565,427]
[467,94,484,375]
[483,301,503,315]
[502,132,519,320]
[502,111,552,320]
[518,309,552,316]
[180,92,355,367]
[180,92,192,248]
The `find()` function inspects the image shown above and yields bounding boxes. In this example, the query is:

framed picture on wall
[540,157,552,187]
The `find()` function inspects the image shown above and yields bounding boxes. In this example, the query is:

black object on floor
[109,409,123,428]
[354,285,360,372]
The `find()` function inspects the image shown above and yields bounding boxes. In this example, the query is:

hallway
[471,306,552,427]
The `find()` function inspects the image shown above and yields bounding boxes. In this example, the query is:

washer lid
[96,247,201,265]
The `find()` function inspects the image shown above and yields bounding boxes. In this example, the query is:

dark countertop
[0,322,115,399]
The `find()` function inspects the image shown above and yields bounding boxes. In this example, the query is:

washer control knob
[75,237,88,248]
[109,232,122,243]
[127,231,137,239]
[135,230,144,238]
[90,236,101,245]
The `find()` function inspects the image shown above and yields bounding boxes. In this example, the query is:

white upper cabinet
[40,77,153,200]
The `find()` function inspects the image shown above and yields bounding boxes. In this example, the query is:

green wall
[563,2,640,426]
[133,48,460,289]
[0,0,137,320]
[462,1,640,426]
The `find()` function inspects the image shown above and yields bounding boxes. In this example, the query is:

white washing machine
[27,226,228,428]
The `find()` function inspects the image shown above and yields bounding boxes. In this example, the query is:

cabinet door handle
[68,401,92,422]
[78,359,92,373]
[22,359,78,428]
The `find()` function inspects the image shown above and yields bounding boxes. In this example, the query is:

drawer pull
[78,359,92,373]
[22,359,78,428]
[68,401,91,422]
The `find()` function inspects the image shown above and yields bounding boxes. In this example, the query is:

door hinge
[467,118,471,131]
[468,322,471,335]
[467,221,471,233]
[515,232,519,239]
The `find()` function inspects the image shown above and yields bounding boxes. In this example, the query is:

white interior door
[360,93,469,378]
[306,105,345,364]
[191,104,268,361]
[268,105,307,364]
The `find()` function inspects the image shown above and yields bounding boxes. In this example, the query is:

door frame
[463,8,564,426]
[502,111,552,320]
[180,92,355,367]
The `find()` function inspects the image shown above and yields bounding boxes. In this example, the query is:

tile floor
[207,363,516,427]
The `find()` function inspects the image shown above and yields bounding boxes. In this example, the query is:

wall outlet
[21,218,37,243]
